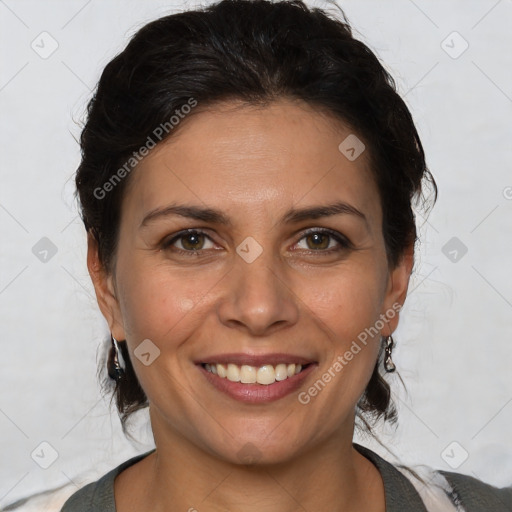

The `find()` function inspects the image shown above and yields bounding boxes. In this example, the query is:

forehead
[122,99,381,228]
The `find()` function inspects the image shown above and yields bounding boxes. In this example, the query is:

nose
[216,248,299,337]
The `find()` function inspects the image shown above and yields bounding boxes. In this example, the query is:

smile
[198,361,317,403]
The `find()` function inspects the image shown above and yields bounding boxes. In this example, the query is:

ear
[86,231,127,341]
[380,242,414,336]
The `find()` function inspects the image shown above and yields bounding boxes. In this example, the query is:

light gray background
[1,0,511,506]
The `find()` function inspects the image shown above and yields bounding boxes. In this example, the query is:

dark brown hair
[76,0,437,439]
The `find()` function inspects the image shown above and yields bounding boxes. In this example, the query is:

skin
[88,98,414,511]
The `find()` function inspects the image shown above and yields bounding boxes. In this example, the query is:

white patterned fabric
[395,463,467,512]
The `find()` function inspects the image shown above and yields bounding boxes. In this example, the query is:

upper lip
[195,353,316,367]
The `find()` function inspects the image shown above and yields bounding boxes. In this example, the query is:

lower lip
[198,364,317,403]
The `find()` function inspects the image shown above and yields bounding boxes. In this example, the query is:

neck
[124,411,385,512]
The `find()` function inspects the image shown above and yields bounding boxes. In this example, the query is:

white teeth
[275,363,288,381]
[217,363,227,378]
[256,365,275,385]
[226,363,240,382]
[204,362,305,385]
[240,365,257,383]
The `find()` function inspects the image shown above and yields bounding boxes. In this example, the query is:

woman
[5,0,510,510]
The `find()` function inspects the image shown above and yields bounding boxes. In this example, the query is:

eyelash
[161,228,352,256]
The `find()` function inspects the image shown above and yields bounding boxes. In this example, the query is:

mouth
[196,356,317,403]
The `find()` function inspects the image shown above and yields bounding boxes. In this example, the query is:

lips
[199,363,316,403]
[195,353,318,403]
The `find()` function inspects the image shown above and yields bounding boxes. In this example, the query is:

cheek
[303,268,384,388]
[307,266,385,340]
[115,266,205,408]
[116,261,201,343]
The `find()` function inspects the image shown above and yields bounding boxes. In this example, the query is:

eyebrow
[140,201,368,229]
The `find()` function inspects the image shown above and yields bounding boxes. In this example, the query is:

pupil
[185,233,202,249]
[309,233,327,249]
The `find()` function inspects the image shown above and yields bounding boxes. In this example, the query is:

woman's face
[90,98,412,464]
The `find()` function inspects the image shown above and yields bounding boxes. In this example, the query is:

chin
[211,437,305,467]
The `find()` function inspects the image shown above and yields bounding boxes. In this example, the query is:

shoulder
[60,450,155,512]
[0,450,155,512]
[439,469,512,512]
[59,480,99,512]
[354,442,512,512]
[0,476,109,512]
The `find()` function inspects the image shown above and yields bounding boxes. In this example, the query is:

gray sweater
[58,443,512,511]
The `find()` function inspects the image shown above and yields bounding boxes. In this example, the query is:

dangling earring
[108,335,125,382]
[384,334,396,372]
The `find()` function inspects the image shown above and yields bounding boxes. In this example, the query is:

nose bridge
[236,243,279,296]
[217,236,298,334]
[234,237,284,307]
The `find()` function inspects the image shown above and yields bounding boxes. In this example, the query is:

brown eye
[295,228,351,253]
[304,232,330,250]
[162,229,215,253]
[179,232,206,251]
